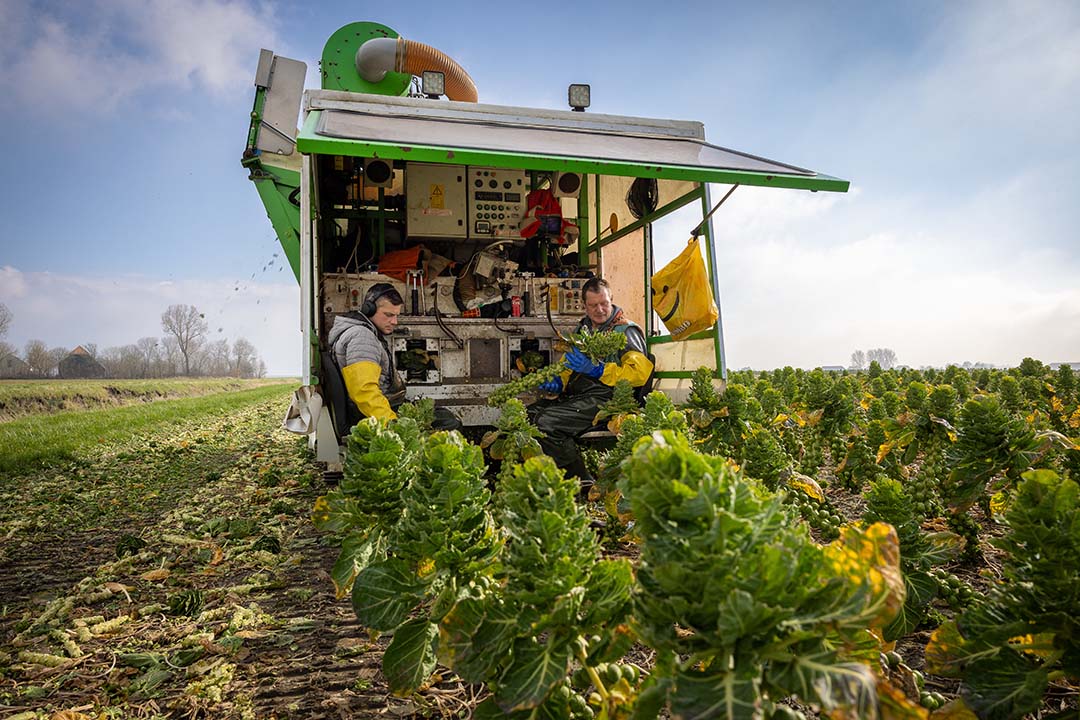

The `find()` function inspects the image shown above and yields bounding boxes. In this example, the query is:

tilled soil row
[0,397,432,719]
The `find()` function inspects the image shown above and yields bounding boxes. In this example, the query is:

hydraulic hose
[356,37,478,103]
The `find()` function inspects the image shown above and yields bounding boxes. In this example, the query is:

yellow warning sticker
[430,184,445,209]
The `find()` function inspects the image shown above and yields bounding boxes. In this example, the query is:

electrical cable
[542,287,570,343]
[493,313,523,335]
[432,282,464,349]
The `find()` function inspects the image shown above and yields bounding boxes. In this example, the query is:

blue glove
[565,348,604,379]
[539,376,563,394]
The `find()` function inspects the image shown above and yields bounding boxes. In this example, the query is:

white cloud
[116,0,280,94]
[0,0,280,117]
[0,267,300,376]
[0,266,29,298]
[641,172,1080,371]
[710,218,1080,370]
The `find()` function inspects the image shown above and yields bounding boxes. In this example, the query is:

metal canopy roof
[295,92,849,193]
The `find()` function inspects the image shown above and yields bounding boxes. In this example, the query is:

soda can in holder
[511,296,522,317]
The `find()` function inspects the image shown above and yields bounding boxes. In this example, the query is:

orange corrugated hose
[396,38,478,103]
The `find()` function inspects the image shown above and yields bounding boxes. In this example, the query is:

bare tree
[0,303,11,339]
[160,304,207,376]
[83,342,98,359]
[203,338,231,377]
[49,346,68,375]
[866,347,898,370]
[25,339,53,376]
[160,336,182,376]
[231,337,258,377]
[135,337,160,378]
[849,350,867,371]
[99,344,143,378]
[0,340,13,358]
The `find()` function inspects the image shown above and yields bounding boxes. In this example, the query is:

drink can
[511,296,522,317]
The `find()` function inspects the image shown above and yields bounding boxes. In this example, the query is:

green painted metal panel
[648,328,718,346]
[250,165,302,281]
[296,112,849,193]
[654,370,718,379]
[321,22,411,95]
[699,185,726,379]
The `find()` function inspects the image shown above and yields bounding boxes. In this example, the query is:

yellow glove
[599,350,653,387]
[341,361,397,420]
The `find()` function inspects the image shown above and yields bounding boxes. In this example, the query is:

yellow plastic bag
[651,237,719,340]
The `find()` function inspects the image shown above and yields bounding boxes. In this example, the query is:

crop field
[1,364,1078,720]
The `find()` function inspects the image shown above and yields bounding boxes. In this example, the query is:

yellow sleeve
[341,361,397,421]
[599,350,653,388]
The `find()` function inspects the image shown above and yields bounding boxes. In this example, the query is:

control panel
[405,163,467,238]
[321,273,591,327]
[321,273,408,316]
[535,277,585,315]
[468,167,527,237]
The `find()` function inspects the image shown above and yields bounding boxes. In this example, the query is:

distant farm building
[58,346,107,379]
[0,353,30,378]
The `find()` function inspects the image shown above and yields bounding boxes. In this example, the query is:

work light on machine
[422,70,445,99]
[568,84,590,112]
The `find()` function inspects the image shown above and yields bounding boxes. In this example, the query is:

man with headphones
[327,282,462,432]
[327,283,409,422]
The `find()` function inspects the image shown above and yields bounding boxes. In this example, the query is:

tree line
[0,303,266,379]
[849,348,898,370]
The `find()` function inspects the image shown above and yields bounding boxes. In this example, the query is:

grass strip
[0,383,296,476]
[0,377,296,422]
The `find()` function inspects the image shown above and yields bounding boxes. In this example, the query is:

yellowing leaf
[929,698,981,719]
[822,522,905,626]
[417,558,436,578]
[989,491,1010,517]
[140,569,171,582]
[875,675,928,720]
[233,629,266,639]
[790,475,824,502]
[924,621,966,677]
[208,544,224,566]
[1006,632,1058,660]
[877,441,895,463]
[311,496,331,526]
[1051,396,1065,413]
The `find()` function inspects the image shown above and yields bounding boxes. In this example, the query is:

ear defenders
[360,282,398,317]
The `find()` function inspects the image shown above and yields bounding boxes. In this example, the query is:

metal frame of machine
[242,21,849,461]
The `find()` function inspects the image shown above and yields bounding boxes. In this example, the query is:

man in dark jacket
[528,277,653,486]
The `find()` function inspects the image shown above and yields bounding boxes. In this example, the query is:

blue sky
[1,0,1078,375]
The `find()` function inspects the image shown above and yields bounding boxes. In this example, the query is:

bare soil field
[0,392,440,719]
